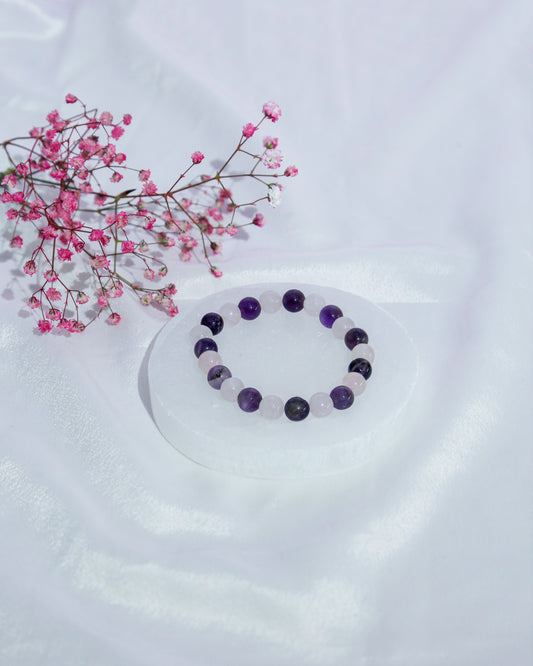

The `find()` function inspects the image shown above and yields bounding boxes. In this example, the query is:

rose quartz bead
[220,376,244,402]
[303,293,326,316]
[331,316,355,339]
[309,392,334,417]
[351,343,375,363]
[198,350,222,373]
[219,302,241,326]
[189,324,212,343]
[259,394,284,419]
[342,372,366,396]
[259,290,282,313]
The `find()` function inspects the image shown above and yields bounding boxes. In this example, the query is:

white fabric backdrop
[1,0,532,664]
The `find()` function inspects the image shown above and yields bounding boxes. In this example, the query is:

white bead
[304,292,326,316]
[198,350,222,373]
[309,392,334,417]
[342,372,366,395]
[189,324,212,343]
[219,302,241,326]
[351,343,375,363]
[220,376,244,402]
[259,290,282,313]
[259,394,284,419]
[331,316,355,339]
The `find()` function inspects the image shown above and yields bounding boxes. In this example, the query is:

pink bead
[309,392,334,417]
[189,324,212,343]
[342,372,366,396]
[259,395,284,419]
[220,377,244,402]
[351,343,375,363]
[331,316,355,339]
[198,350,222,373]
[219,302,241,326]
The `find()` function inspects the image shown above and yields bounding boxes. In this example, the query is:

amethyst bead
[207,365,232,389]
[194,337,218,358]
[238,296,262,320]
[348,358,372,380]
[319,304,343,328]
[344,327,369,350]
[330,385,354,410]
[237,387,262,412]
[284,396,310,421]
[282,289,305,313]
[200,312,224,335]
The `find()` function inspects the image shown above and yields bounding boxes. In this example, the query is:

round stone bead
[220,376,244,402]
[259,395,284,419]
[330,385,354,410]
[200,312,224,335]
[319,304,344,328]
[282,289,306,313]
[259,290,282,313]
[194,337,218,358]
[218,302,241,327]
[198,350,222,373]
[331,316,355,339]
[304,292,326,316]
[189,324,212,344]
[309,392,334,417]
[344,327,369,350]
[207,365,232,390]
[284,396,310,421]
[348,358,372,380]
[237,387,262,412]
[238,296,261,321]
[342,372,366,396]
[350,343,375,364]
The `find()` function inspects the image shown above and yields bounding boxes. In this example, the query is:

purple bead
[284,396,310,421]
[194,337,218,358]
[237,387,262,412]
[238,296,262,320]
[282,289,305,313]
[319,304,343,328]
[330,385,354,410]
[348,358,372,380]
[207,365,232,389]
[344,327,369,350]
[200,312,224,335]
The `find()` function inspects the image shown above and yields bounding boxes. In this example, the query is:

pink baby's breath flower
[23,260,37,275]
[94,192,108,206]
[28,296,41,309]
[10,236,23,248]
[89,255,110,270]
[242,123,256,138]
[252,212,265,227]
[121,240,135,253]
[158,266,168,277]
[44,269,58,282]
[76,291,89,304]
[38,320,53,333]
[144,268,155,280]
[72,238,85,253]
[211,267,223,278]
[123,113,132,125]
[267,184,282,207]
[46,287,61,301]
[263,136,278,149]
[97,295,108,307]
[181,251,191,262]
[114,152,126,164]
[107,312,121,325]
[110,171,123,182]
[47,308,61,321]
[225,225,238,237]
[262,101,282,122]
[261,149,283,169]
[191,151,204,164]
[140,293,152,306]
[142,181,157,195]
[46,109,60,124]
[111,126,124,140]
[168,304,179,317]
[115,211,129,229]
[15,163,29,177]
[139,169,151,182]
[100,111,113,125]
[284,165,298,177]
[65,93,78,104]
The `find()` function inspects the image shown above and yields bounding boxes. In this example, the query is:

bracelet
[189,288,374,422]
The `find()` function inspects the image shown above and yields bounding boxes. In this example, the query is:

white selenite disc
[148,282,418,478]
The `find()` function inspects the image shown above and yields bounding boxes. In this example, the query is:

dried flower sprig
[1,95,298,333]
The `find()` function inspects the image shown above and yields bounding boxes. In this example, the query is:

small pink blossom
[181,251,191,262]
[263,136,278,149]
[100,111,113,125]
[89,255,110,270]
[110,171,123,182]
[114,152,126,164]
[76,291,89,304]
[123,113,132,126]
[158,266,168,277]
[47,308,61,321]
[38,320,53,333]
[72,238,85,253]
[7,209,18,220]
[211,267,223,278]
[191,151,204,164]
[284,165,298,177]
[115,211,129,229]
[139,169,151,182]
[10,236,23,248]
[242,123,257,138]
[97,295,108,307]
[121,240,135,253]
[46,287,62,301]
[142,180,157,195]
[144,268,155,280]
[225,225,238,237]
[15,163,29,177]
[140,293,153,306]
[23,260,37,275]
[57,248,73,262]
[252,213,265,227]
[65,93,78,104]
[261,149,283,169]
[44,269,58,282]
[111,126,124,140]
[262,101,282,122]
[107,312,121,325]
[46,109,60,124]
[94,192,108,206]
[267,183,282,207]
[28,296,41,309]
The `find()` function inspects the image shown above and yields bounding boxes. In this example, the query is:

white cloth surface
[0,0,532,664]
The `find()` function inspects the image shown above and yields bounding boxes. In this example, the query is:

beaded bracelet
[189,288,374,422]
